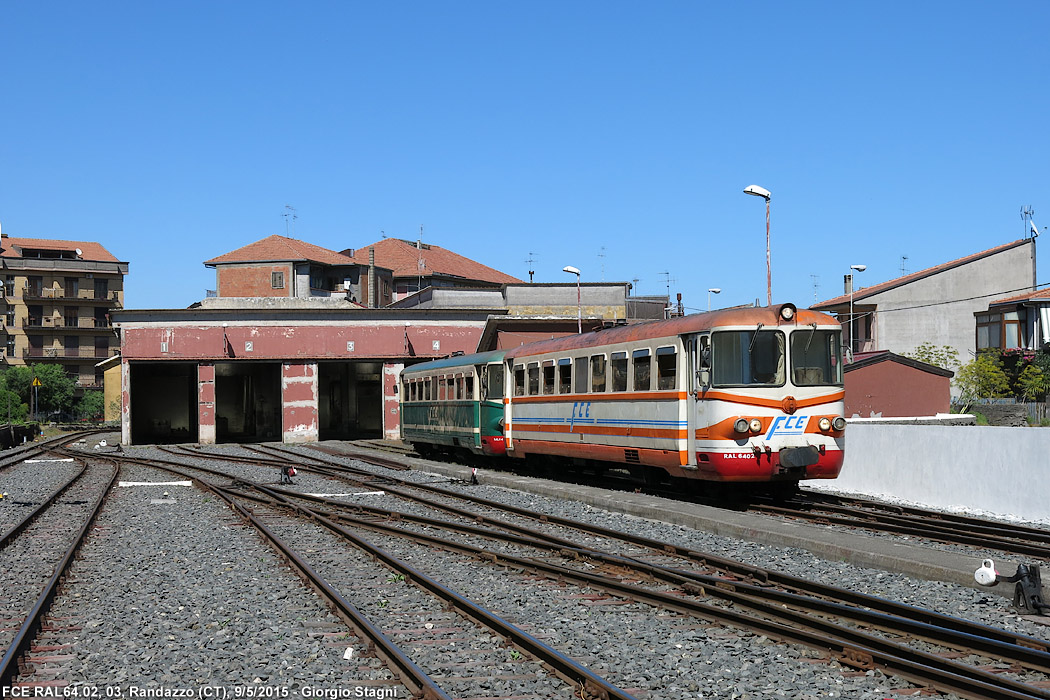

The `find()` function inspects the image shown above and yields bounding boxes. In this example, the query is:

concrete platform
[317,441,1037,603]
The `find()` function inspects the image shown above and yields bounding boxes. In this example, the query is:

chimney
[844,274,853,296]
[368,247,376,309]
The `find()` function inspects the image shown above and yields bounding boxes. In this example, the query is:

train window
[712,330,785,386]
[514,365,525,396]
[790,329,843,386]
[486,365,505,400]
[611,352,628,392]
[456,376,465,400]
[633,349,651,391]
[656,346,677,390]
[438,377,447,401]
[590,355,606,392]
[528,363,540,395]
[423,378,432,401]
[408,380,416,402]
[542,361,555,395]
[574,357,588,393]
[465,375,474,399]
[558,358,572,393]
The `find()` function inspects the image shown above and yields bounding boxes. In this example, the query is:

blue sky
[2,2,1047,312]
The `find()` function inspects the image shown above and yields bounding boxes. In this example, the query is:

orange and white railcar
[503,303,845,484]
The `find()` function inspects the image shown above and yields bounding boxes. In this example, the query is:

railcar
[502,303,845,485]
[399,349,508,457]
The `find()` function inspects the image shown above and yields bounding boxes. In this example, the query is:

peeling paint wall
[198,363,216,444]
[282,361,319,442]
[383,362,404,440]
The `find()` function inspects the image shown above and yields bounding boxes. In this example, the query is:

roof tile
[205,235,354,266]
[344,238,520,284]
[0,237,122,263]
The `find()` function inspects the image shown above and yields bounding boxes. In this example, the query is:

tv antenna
[282,205,297,235]
[900,255,909,276]
[659,271,676,302]
[598,246,606,281]
[525,252,537,283]
[810,274,820,303]
[1022,206,1041,238]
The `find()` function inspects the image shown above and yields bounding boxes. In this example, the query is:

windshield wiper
[748,323,765,353]
[804,322,817,352]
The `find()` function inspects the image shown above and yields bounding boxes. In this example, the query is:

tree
[955,353,1011,402]
[0,364,75,418]
[1017,364,1048,402]
[75,390,106,421]
[903,342,960,371]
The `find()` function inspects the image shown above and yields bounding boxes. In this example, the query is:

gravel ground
[28,459,408,698]
[91,442,1050,698]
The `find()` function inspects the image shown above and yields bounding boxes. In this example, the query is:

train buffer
[975,558,1050,616]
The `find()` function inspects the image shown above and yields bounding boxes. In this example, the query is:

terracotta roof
[813,239,1032,309]
[205,235,354,266]
[343,238,520,285]
[988,287,1050,306]
[0,236,122,263]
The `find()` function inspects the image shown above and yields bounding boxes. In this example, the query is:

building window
[64,277,79,298]
[271,271,285,289]
[976,309,1026,350]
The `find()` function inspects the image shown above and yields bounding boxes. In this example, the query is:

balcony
[20,287,122,306]
[22,347,118,361]
[21,317,113,332]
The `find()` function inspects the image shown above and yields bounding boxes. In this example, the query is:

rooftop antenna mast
[1022,206,1037,238]
[282,205,297,235]
[810,274,820,303]
[900,255,909,276]
[660,270,675,306]
[525,252,537,283]
[598,246,606,281]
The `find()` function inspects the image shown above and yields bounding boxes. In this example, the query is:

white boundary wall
[812,424,1050,522]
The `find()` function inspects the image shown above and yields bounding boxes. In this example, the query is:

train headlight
[734,418,750,434]
[779,304,796,321]
[818,417,832,431]
[832,416,846,431]
[749,418,763,433]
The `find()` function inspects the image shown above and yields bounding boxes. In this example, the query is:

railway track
[0,453,118,686]
[341,438,1050,564]
[127,443,1050,699]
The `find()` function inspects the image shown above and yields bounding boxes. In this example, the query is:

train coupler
[975,558,1050,616]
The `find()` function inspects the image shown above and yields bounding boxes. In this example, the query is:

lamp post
[707,287,721,311]
[563,265,581,334]
[848,264,866,358]
[743,185,772,305]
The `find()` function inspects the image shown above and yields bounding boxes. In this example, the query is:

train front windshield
[712,331,786,386]
[789,329,843,386]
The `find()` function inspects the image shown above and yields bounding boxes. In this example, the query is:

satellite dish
[75,248,83,257]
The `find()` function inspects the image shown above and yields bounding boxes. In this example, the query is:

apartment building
[0,234,128,387]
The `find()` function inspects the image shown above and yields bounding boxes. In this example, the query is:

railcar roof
[504,304,839,360]
[402,348,508,375]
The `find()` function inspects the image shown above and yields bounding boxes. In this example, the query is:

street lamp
[743,185,772,305]
[848,264,866,358]
[707,287,721,311]
[563,265,581,334]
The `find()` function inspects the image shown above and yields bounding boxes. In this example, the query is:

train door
[687,333,713,467]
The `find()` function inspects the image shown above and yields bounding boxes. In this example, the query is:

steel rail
[166,442,1050,657]
[0,461,88,549]
[110,448,1050,699]
[750,502,1050,559]
[0,457,118,687]
[224,483,1050,700]
[101,453,634,700]
[243,485,1050,676]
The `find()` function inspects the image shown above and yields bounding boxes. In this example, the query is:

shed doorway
[318,361,383,440]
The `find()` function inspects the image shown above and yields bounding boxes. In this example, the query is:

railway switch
[975,558,1050,615]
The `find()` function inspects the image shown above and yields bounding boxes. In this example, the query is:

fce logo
[764,415,809,439]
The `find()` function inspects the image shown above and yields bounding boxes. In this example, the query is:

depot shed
[845,351,954,418]
[111,302,500,445]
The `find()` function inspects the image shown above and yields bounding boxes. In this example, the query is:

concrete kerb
[320,443,1027,602]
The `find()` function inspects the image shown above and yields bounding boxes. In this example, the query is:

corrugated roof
[0,236,122,263]
[845,350,954,378]
[813,239,1031,309]
[205,235,355,266]
[344,238,520,285]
